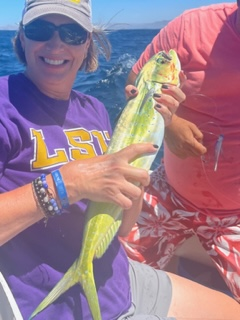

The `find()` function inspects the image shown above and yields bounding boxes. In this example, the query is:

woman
[0,0,239,319]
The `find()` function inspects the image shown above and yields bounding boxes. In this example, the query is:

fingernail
[162,84,169,89]
[130,89,137,94]
[155,104,161,109]
[153,93,161,98]
[153,144,159,149]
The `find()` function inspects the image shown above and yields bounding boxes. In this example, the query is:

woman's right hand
[164,115,207,158]
[60,143,157,209]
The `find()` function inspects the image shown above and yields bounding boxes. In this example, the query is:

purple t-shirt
[0,74,131,319]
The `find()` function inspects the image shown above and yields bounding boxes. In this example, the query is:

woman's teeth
[44,58,65,65]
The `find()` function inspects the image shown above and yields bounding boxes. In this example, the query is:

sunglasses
[23,20,88,46]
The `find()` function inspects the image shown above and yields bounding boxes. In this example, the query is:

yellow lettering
[92,130,110,153]
[30,129,68,170]
[65,128,97,160]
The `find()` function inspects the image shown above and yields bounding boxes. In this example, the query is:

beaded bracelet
[51,170,69,209]
[32,174,62,225]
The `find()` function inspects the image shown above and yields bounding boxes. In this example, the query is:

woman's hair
[13,24,111,73]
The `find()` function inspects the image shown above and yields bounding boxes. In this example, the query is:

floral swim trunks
[120,164,240,302]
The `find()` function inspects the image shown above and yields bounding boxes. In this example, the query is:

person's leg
[195,213,240,302]
[128,259,172,316]
[117,259,176,320]
[167,272,240,320]
[120,259,240,320]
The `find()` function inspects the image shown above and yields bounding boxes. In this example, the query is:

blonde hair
[13,24,111,73]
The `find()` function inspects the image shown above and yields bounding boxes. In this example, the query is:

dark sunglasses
[23,19,88,46]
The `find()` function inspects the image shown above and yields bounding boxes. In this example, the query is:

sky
[0,0,235,28]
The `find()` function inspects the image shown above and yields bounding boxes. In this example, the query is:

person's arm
[0,143,157,246]
[126,69,137,86]
[0,183,44,246]
[118,187,144,237]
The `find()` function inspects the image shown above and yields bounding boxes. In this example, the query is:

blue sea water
[0,29,162,167]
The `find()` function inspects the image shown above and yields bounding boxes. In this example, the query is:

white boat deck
[0,272,23,320]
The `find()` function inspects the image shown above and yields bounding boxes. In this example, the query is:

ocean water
[0,29,162,167]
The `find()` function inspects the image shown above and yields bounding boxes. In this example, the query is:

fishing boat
[0,272,23,320]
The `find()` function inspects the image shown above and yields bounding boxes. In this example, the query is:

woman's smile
[41,57,67,66]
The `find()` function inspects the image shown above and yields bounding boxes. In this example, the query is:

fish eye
[157,58,167,64]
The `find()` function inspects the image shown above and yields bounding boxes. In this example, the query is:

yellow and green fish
[29,49,181,320]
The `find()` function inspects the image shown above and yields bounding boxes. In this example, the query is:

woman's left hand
[125,71,186,126]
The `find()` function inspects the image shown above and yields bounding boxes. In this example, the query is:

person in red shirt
[121,1,240,303]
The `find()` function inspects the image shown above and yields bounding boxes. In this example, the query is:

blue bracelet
[51,170,69,209]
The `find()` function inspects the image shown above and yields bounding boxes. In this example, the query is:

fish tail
[79,262,102,320]
[29,260,78,320]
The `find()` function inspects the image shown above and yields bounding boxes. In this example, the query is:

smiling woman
[17,14,93,99]
[13,3,110,99]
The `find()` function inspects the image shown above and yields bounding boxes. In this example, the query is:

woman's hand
[125,71,186,126]
[60,143,158,209]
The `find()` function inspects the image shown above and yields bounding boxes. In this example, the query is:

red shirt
[133,3,240,212]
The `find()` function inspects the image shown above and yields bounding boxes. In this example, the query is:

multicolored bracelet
[51,170,69,209]
[32,174,62,225]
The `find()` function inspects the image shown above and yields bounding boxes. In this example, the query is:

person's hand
[125,71,186,126]
[164,115,207,158]
[60,143,158,209]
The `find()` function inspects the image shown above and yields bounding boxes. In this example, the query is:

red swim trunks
[120,165,240,302]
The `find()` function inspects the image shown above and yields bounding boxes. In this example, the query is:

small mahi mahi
[29,49,181,320]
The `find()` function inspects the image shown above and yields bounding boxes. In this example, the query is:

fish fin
[29,260,78,320]
[95,219,122,259]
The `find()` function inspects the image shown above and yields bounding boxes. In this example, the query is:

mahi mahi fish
[29,49,181,320]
